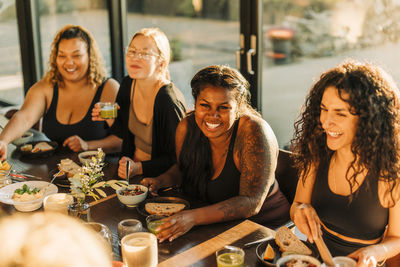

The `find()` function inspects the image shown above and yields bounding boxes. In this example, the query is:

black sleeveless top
[311,156,388,240]
[42,82,109,144]
[206,119,241,203]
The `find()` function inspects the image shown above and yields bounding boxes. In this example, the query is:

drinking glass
[98,102,118,119]
[121,232,158,267]
[0,173,11,188]
[216,245,245,267]
[146,215,166,234]
[85,222,113,250]
[118,219,143,240]
[43,193,74,214]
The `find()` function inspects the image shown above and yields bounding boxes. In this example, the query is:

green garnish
[14,184,41,195]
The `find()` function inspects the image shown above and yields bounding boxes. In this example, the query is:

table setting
[0,130,327,266]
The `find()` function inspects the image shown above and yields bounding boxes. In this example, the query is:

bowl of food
[116,184,148,207]
[276,254,321,267]
[78,151,105,166]
[12,131,34,146]
[0,181,58,212]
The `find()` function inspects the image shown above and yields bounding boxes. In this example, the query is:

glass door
[261,0,400,148]
[126,0,240,109]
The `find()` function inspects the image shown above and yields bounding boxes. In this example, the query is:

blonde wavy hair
[129,27,171,80]
[0,212,112,267]
[43,24,106,88]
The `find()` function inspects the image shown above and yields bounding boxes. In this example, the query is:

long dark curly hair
[179,65,259,201]
[291,61,400,205]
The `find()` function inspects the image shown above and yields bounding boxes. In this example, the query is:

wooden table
[1,132,275,266]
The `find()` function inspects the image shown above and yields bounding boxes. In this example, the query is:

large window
[0,0,23,106]
[38,0,111,75]
[262,0,400,148]
[126,0,240,108]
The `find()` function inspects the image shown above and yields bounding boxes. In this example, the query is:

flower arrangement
[69,148,127,202]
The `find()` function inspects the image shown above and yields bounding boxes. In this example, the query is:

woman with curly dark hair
[290,61,400,266]
[0,25,119,160]
[141,65,290,242]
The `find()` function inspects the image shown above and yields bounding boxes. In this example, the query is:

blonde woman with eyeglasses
[92,27,186,178]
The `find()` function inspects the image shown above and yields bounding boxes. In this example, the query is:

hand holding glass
[146,215,166,234]
[98,102,118,119]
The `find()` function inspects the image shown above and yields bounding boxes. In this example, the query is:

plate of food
[49,169,70,188]
[256,226,319,266]
[0,181,58,212]
[137,196,190,216]
[17,141,58,158]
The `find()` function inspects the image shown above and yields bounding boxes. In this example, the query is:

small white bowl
[78,151,105,165]
[321,256,356,267]
[276,254,321,267]
[0,181,58,212]
[12,131,34,146]
[116,184,148,207]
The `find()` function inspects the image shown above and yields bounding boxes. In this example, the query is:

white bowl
[0,181,58,212]
[116,184,148,207]
[12,131,34,146]
[321,256,356,267]
[276,254,321,267]
[78,150,105,165]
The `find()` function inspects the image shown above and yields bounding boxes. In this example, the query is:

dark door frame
[239,0,263,112]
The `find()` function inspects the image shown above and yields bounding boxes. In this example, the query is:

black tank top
[311,156,388,240]
[42,82,109,144]
[206,119,241,203]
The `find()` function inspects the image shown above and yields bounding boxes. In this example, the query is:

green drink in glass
[146,215,166,234]
[216,246,244,267]
[99,102,117,119]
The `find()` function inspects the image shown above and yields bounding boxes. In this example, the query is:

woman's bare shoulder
[100,78,119,101]
[237,115,278,146]
[176,116,189,135]
[379,179,400,208]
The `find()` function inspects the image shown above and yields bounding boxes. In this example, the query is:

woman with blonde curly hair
[0,212,113,267]
[290,61,400,266]
[0,25,119,160]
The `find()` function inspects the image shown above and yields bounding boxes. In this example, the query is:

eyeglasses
[124,47,158,60]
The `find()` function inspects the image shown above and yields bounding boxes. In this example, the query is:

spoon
[126,161,130,185]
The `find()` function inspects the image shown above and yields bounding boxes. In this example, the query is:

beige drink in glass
[121,232,158,267]
[43,193,74,214]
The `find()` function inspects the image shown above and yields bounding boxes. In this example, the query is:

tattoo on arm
[234,119,277,214]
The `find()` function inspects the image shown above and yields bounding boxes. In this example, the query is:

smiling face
[56,38,89,83]
[125,35,161,80]
[195,85,238,140]
[320,86,359,152]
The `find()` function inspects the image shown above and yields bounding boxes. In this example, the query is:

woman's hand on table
[292,202,322,243]
[63,135,88,152]
[348,245,380,267]
[0,141,7,161]
[140,178,161,196]
[156,210,196,243]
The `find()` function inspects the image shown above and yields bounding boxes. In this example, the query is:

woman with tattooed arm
[141,65,290,242]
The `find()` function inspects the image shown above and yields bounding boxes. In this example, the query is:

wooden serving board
[158,220,275,267]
